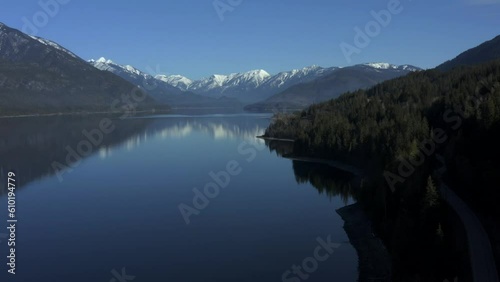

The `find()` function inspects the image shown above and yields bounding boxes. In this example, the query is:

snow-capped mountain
[156,74,192,91]
[89,57,154,80]
[363,62,420,72]
[245,63,422,111]
[88,57,186,99]
[157,65,339,103]
[89,58,337,102]
[258,65,338,93]
[89,57,420,104]
[88,57,243,109]
[262,65,329,88]
[184,69,271,100]
[0,22,165,115]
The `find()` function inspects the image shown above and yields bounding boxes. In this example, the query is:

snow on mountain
[88,57,421,103]
[123,64,145,77]
[89,57,152,79]
[95,57,113,64]
[262,65,337,89]
[398,64,421,71]
[155,74,192,91]
[363,62,421,72]
[189,73,237,91]
[88,57,188,100]
[157,66,337,102]
[187,69,271,92]
[222,70,270,89]
[364,62,396,69]
[29,35,79,59]
[228,69,271,87]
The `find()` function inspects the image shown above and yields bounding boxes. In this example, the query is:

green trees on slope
[265,60,500,281]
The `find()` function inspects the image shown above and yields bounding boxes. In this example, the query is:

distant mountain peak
[0,22,162,115]
[361,62,421,72]
[303,65,321,70]
[155,74,193,91]
[89,57,154,80]
[245,69,270,75]
[89,57,421,104]
[93,57,114,64]
[364,62,394,69]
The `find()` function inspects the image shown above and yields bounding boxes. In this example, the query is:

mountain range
[0,21,427,116]
[90,57,342,103]
[155,65,339,103]
[245,63,420,111]
[88,57,242,110]
[91,57,420,107]
[0,22,164,116]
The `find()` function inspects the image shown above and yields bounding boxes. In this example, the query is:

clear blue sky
[1,0,499,79]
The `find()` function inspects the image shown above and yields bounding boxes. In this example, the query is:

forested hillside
[264,60,500,280]
[437,35,500,71]
[265,61,500,173]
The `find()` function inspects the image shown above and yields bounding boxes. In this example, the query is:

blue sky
[1,0,499,79]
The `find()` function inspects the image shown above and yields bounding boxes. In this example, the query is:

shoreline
[262,137,388,281]
[0,108,264,119]
[285,156,363,177]
[0,109,170,119]
[256,135,296,142]
[337,203,392,282]
[257,135,363,177]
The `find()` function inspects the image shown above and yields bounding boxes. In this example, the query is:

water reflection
[0,114,269,192]
[0,116,151,193]
[265,138,295,157]
[0,114,360,282]
[292,161,357,204]
[123,115,269,152]
[263,139,359,204]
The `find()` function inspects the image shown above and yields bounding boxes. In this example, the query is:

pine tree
[424,176,439,209]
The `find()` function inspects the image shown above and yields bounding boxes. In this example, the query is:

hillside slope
[437,35,500,71]
[246,64,419,111]
[0,23,165,116]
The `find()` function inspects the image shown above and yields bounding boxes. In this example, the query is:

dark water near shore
[0,114,359,282]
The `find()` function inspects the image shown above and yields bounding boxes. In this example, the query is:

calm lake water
[0,113,358,282]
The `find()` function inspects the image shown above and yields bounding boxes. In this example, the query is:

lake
[0,113,358,282]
